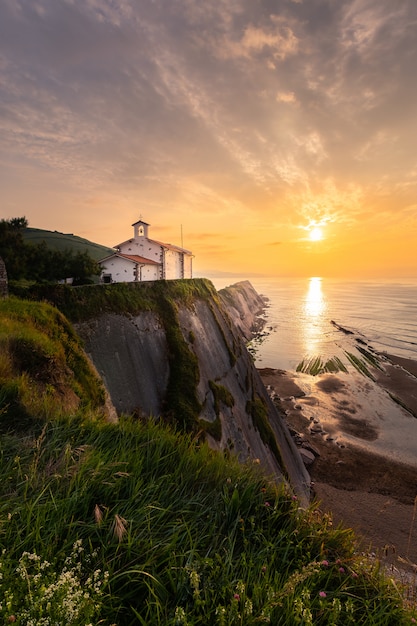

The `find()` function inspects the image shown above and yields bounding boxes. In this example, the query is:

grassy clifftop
[10,277,218,322]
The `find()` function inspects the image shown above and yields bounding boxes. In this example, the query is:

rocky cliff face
[218,280,267,340]
[74,279,310,503]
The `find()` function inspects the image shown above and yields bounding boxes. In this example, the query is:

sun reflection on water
[302,277,328,356]
[305,277,325,316]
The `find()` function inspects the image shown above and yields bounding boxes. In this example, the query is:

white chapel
[99,219,193,283]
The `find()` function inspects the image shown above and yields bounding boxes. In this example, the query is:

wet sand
[259,354,417,575]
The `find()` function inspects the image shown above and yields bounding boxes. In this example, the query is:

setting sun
[309,227,323,242]
[1,1,417,280]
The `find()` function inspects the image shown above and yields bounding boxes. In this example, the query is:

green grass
[1,415,414,625]
[10,277,218,322]
[0,294,415,624]
[22,227,115,261]
[0,297,107,426]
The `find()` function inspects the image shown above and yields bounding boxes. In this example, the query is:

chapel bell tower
[133,219,150,239]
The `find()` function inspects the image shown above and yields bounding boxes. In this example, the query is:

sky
[1,0,417,279]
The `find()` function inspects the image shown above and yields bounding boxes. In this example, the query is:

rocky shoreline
[259,352,417,575]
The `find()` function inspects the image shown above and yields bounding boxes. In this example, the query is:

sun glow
[309,226,323,242]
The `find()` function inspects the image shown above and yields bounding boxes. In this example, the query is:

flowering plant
[0,540,108,625]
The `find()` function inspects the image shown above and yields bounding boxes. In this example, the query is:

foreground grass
[0,415,415,625]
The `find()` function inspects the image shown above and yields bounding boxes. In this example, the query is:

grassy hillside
[22,227,114,261]
[0,296,415,624]
[0,296,108,425]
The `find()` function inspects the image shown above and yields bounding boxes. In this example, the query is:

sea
[209,276,417,371]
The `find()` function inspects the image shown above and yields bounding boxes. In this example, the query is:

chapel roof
[149,238,193,255]
[114,237,192,255]
[100,252,160,265]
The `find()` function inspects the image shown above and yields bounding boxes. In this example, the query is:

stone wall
[0,256,8,298]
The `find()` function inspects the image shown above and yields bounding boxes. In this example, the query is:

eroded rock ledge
[70,278,309,503]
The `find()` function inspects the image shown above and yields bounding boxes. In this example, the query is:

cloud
[0,0,416,275]
[276,91,297,104]
[220,20,299,62]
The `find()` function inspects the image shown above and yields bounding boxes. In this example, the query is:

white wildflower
[174,606,187,624]
[244,598,253,615]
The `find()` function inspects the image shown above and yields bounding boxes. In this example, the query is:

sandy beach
[259,352,417,577]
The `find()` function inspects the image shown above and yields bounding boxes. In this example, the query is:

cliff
[16,278,309,502]
[218,280,267,340]
[70,279,309,502]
